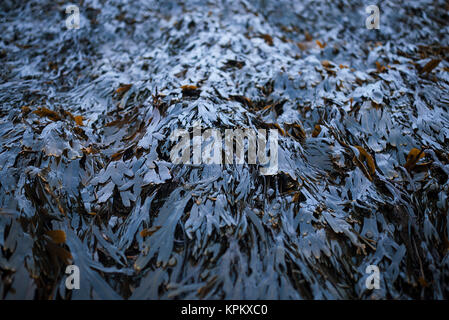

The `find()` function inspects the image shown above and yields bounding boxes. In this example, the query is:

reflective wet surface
[0,0,449,299]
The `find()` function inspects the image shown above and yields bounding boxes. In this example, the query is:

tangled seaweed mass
[1,0,449,300]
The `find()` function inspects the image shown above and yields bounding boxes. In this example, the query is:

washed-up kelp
[0,0,449,299]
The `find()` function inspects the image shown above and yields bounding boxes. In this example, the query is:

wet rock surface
[0,0,449,299]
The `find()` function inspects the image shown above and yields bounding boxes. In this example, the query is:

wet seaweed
[1,0,449,299]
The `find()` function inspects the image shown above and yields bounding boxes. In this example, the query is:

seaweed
[0,0,449,299]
